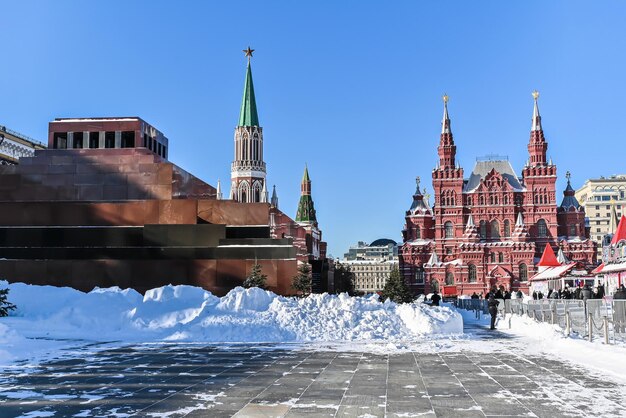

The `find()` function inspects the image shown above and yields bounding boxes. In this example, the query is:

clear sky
[2,1,626,256]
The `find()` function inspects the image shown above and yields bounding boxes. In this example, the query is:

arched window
[537,219,548,238]
[415,226,421,239]
[468,264,477,283]
[431,280,440,293]
[445,272,454,285]
[498,252,504,263]
[490,252,496,263]
[504,220,511,238]
[444,221,454,238]
[568,224,576,237]
[480,221,487,240]
[519,263,528,281]
[479,195,484,205]
[490,220,500,239]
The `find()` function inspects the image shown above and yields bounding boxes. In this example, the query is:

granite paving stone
[1,330,625,417]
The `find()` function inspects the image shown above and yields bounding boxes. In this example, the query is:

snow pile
[0,322,27,364]
[0,281,462,363]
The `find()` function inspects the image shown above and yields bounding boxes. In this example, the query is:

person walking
[430,291,441,307]
[488,294,500,330]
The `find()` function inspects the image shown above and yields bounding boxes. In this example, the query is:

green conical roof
[302,165,310,183]
[238,61,259,127]
[296,195,317,223]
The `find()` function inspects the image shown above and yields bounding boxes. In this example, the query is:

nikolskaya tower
[230,47,268,203]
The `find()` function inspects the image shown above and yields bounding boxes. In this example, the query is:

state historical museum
[399,93,597,296]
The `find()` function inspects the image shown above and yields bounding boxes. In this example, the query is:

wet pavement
[1,325,625,417]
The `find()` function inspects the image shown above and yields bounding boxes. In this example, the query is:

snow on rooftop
[464,160,525,193]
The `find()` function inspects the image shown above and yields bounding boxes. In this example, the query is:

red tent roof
[538,244,561,267]
[591,263,604,275]
[611,215,626,245]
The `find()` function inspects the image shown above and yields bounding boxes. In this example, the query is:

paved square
[1,326,625,417]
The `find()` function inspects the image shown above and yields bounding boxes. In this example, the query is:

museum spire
[437,94,456,169]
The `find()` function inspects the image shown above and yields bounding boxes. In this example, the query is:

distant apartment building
[341,239,399,293]
[575,175,626,245]
[344,239,398,261]
[0,124,46,165]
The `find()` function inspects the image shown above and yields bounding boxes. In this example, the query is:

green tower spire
[296,165,317,224]
[238,48,259,127]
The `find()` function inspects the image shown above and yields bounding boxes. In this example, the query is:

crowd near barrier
[455,298,626,344]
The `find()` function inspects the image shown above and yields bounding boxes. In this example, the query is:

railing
[0,125,46,148]
[455,298,626,344]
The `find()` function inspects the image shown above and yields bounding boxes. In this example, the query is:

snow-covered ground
[455,307,626,386]
[0,281,462,367]
[3,280,626,389]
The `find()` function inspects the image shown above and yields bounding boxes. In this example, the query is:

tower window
[519,263,528,281]
[445,272,454,285]
[537,219,548,238]
[480,221,487,239]
[504,220,511,238]
[415,267,424,284]
[498,252,504,263]
[490,220,500,239]
[444,221,454,238]
[468,264,477,283]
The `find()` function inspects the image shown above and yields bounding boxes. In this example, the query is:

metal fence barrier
[454,298,626,345]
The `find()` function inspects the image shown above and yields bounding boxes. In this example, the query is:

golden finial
[532,90,539,100]
[243,46,254,60]
[443,94,449,103]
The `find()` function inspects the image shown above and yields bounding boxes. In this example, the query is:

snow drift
[0,281,462,363]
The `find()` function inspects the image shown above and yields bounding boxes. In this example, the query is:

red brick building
[400,93,597,296]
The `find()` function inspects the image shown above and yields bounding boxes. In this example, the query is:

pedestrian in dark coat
[597,284,605,299]
[581,285,592,302]
[574,287,582,300]
[430,291,441,307]
[613,285,626,299]
[488,295,500,330]
[504,291,511,300]
[516,290,523,299]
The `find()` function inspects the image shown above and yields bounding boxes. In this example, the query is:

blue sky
[2,1,626,256]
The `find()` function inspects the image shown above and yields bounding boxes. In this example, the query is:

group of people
[532,284,626,301]
[469,287,524,301]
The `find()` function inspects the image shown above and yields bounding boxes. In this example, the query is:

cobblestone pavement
[1,325,625,417]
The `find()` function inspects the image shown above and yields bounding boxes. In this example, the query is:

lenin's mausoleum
[0,53,328,296]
